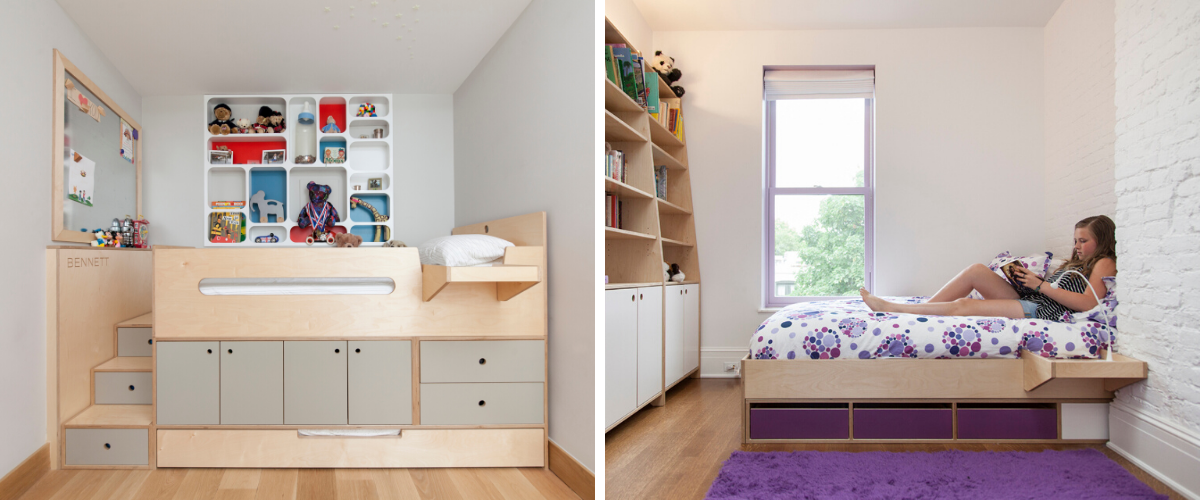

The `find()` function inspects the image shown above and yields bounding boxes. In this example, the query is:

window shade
[763,69,875,100]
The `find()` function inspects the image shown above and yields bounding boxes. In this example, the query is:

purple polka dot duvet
[750,297,1112,360]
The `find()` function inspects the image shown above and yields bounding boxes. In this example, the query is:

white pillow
[418,235,514,266]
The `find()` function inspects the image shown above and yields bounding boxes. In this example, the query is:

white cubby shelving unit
[203,94,394,247]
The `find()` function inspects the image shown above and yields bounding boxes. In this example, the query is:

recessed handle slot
[199,277,395,295]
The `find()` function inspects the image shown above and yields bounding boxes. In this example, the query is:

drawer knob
[355,348,361,353]
[478,400,486,407]
[478,358,486,365]
[147,339,153,345]
[207,349,212,354]
[228,349,233,354]
[128,385,135,391]
[104,443,111,449]
[335,348,340,353]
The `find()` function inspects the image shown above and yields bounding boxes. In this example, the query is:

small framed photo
[262,149,286,165]
[209,150,232,164]
[367,178,382,190]
[323,146,346,164]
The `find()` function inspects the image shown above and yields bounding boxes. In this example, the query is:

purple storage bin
[958,408,1057,439]
[750,407,849,439]
[854,408,953,439]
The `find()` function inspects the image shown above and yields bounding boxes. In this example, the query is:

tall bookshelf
[604,18,701,431]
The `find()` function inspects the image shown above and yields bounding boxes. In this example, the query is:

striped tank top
[1018,267,1088,321]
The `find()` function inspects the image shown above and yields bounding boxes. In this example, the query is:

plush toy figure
[321,116,341,134]
[208,104,236,135]
[254,106,275,133]
[296,181,341,236]
[382,240,408,248]
[334,233,363,248]
[269,111,286,134]
[233,118,251,134]
[669,263,686,282]
[651,51,685,97]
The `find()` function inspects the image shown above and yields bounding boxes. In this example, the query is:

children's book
[646,71,660,117]
[209,211,246,243]
[605,46,616,84]
[611,47,638,103]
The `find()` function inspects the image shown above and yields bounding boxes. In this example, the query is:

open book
[1001,261,1036,293]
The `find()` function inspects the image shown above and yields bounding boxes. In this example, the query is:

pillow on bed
[967,251,1053,299]
[418,235,514,266]
[1065,275,1118,329]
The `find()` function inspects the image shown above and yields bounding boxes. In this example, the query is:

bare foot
[859,288,892,312]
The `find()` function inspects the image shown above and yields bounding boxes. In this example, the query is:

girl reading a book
[860,215,1116,320]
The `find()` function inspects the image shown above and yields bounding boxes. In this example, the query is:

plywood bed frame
[50,212,549,470]
[740,350,1148,444]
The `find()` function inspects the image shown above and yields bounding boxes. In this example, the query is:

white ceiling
[55,0,532,96]
[630,0,1065,31]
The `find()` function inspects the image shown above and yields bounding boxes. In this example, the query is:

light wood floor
[17,467,580,500]
[605,378,1185,500]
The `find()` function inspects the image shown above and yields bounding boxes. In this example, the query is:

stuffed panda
[652,51,685,97]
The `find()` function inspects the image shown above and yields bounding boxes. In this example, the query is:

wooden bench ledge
[1022,350,1147,392]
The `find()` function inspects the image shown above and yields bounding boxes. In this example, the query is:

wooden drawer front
[94,372,152,405]
[284,341,347,425]
[420,383,543,425]
[749,408,849,440]
[854,409,952,440]
[958,409,1057,439]
[157,341,220,425]
[117,328,153,357]
[156,428,544,468]
[421,341,544,383]
[65,429,148,466]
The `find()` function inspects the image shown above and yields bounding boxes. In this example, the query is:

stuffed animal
[254,106,275,133]
[268,111,286,134]
[296,181,341,235]
[669,263,686,283]
[208,104,236,135]
[663,262,671,282]
[382,240,408,248]
[334,233,363,248]
[651,51,685,97]
[233,117,251,134]
[321,116,341,134]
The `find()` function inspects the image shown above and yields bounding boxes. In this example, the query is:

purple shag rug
[706,449,1166,499]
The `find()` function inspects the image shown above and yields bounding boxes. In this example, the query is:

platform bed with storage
[48,212,548,469]
[740,351,1147,443]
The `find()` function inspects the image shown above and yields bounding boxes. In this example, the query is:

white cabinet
[665,284,701,387]
[684,284,700,374]
[605,289,639,428]
[636,286,663,407]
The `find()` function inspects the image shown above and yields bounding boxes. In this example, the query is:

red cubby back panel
[320,104,346,133]
[212,141,287,165]
[290,225,347,243]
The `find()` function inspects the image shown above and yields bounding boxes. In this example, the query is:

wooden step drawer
[156,428,544,468]
[117,328,153,357]
[65,428,149,466]
[420,341,544,383]
[95,372,152,405]
[420,383,543,425]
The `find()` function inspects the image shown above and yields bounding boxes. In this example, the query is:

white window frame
[763,97,875,308]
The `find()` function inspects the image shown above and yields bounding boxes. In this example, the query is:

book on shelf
[646,72,660,117]
[654,165,668,199]
[209,211,246,243]
[604,46,616,85]
[605,144,627,184]
[604,193,623,229]
[210,201,245,208]
[610,46,639,104]
[631,52,647,108]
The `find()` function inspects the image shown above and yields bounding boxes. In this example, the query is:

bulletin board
[51,49,143,243]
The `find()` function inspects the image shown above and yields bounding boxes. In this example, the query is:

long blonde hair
[1055,215,1116,278]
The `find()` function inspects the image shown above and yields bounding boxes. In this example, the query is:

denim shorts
[1017,300,1039,319]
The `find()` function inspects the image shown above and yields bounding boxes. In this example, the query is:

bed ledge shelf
[421,246,543,302]
[1021,350,1148,392]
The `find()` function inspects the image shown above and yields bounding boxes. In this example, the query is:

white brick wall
[1114,0,1200,435]
[1044,0,1117,257]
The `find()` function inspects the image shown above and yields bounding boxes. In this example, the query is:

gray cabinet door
[284,341,347,425]
[348,341,412,424]
[221,341,283,424]
[420,340,544,383]
[117,327,152,357]
[156,341,219,425]
[420,383,544,425]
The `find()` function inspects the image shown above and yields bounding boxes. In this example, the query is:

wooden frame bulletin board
[52,49,143,243]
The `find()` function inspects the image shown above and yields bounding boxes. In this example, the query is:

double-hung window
[764,68,875,307]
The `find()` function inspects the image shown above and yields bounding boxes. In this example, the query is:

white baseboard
[699,347,745,378]
[1108,402,1200,500]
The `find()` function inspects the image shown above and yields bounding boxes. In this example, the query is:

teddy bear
[382,240,408,248]
[663,262,685,282]
[296,181,341,237]
[208,103,236,135]
[334,233,363,248]
[254,106,276,133]
[268,111,286,134]
[651,51,685,97]
[232,117,251,134]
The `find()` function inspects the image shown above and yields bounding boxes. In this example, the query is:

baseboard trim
[0,444,49,500]
[700,347,746,378]
[548,439,594,500]
[1108,402,1200,500]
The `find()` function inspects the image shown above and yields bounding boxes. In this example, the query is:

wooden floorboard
[605,378,1186,500]
[17,467,578,500]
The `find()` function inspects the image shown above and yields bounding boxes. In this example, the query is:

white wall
[142,95,455,247]
[605,0,653,56]
[1043,0,1117,257]
[1109,0,1200,496]
[652,28,1045,356]
[453,0,595,471]
[0,0,142,479]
